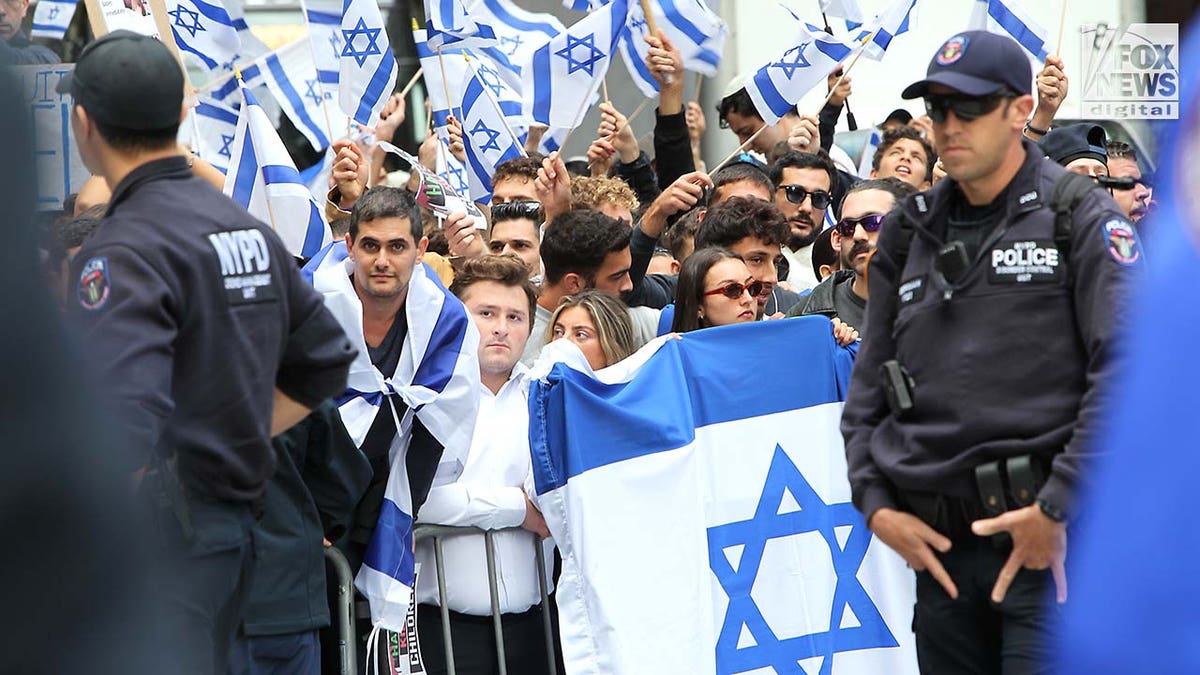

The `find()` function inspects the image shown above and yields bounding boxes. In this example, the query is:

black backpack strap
[1048,173,1096,285]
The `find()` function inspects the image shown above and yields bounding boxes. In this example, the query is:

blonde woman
[546,290,637,371]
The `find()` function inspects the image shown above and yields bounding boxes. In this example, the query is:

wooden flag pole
[398,66,425,99]
[1055,0,1068,56]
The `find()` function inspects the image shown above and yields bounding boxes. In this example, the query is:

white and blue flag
[262,39,333,152]
[302,244,480,631]
[820,0,866,23]
[529,319,917,675]
[165,0,242,72]
[743,19,856,125]
[301,0,343,97]
[31,0,76,39]
[415,28,470,131]
[338,0,398,128]
[459,58,525,202]
[436,137,472,199]
[425,0,497,50]
[617,0,728,97]
[187,98,240,173]
[224,84,332,259]
[523,0,629,130]
[205,0,270,103]
[471,0,565,87]
[969,0,1050,65]
[851,0,920,61]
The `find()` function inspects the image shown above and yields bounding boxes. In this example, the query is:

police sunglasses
[835,214,886,237]
[704,280,767,300]
[778,185,833,210]
[490,200,544,223]
[922,92,1014,124]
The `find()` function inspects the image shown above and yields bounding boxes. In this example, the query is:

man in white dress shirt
[415,254,554,675]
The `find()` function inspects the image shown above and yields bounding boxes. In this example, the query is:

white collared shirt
[414,365,554,615]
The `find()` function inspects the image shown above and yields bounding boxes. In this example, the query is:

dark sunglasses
[778,185,832,210]
[490,200,543,222]
[923,93,1011,124]
[836,213,887,237]
[704,280,767,300]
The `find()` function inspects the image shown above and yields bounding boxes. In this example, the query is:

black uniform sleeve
[1038,198,1140,518]
[301,401,373,543]
[612,151,661,206]
[624,223,678,309]
[840,210,905,521]
[818,102,843,154]
[275,253,356,408]
[68,244,177,471]
[652,108,695,191]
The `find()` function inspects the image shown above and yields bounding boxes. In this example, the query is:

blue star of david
[220,57,237,72]
[341,18,380,67]
[304,79,323,108]
[771,43,812,80]
[470,120,502,153]
[629,15,648,34]
[168,4,205,39]
[328,29,343,59]
[707,445,897,675]
[555,32,604,76]
[444,164,468,194]
[218,133,235,159]
[475,63,504,99]
[47,5,59,19]
[500,34,523,57]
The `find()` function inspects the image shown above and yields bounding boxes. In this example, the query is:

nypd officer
[841,31,1139,673]
[61,32,356,673]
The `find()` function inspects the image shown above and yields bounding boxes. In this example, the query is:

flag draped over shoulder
[224,84,331,258]
[522,0,629,129]
[302,243,481,630]
[743,18,857,125]
[969,0,1049,65]
[528,319,917,675]
[338,0,397,127]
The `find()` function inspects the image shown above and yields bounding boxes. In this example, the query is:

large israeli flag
[851,0,920,61]
[224,84,332,259]
[302,243,480,630]
[529,318,917,675]
[31,0,76,39]
[459,58,525,202]
[522,0,629,129]
[969,0,1050,65]
[262,39,332,152]
[164,0,242,72]
[425,0,497,50]
[338,0,397,128]
[743,19,856,125]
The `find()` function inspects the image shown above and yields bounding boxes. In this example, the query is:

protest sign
[19,65,89,211]
[377,141,487,230]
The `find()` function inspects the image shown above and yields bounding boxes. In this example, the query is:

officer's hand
[831,317,859,346]
[972,505,1068,604]
[535,152,572,226]
[444,210,484,259]
[869,507,959,599]
[522,496,551,539]
[786,114,821,153]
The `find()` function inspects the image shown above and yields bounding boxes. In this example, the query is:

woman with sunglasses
[671,248,761,333]
[546,290,637,371]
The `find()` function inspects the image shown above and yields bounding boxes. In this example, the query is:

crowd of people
[7,0,1157,670]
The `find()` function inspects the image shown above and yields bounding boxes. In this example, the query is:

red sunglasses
[704,280,767,300]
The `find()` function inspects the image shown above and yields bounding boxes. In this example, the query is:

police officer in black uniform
[841,31,1140,673]
[60,31,356,674]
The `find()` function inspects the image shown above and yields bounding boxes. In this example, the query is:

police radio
[880,360,916,417]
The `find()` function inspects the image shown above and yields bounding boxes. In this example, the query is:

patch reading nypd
[898,276,926,306]
[988,240,1063,284]
[78,256,110,310]
[936,35,968,65]
[207,229,278,304]
[1102,218,1141,265]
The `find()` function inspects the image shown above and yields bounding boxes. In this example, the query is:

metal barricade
[324,546,359,675]
[412,524,557,675]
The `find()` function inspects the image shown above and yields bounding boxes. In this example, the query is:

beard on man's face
[787,212,820,250]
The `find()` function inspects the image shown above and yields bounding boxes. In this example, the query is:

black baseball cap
[57,30,184,130]
[1039,124,1109,167]
[901,31,1032,100]
[880,108,913,127]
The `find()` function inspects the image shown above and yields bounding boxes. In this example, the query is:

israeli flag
[969,0,1050,65]
[262,39,332,152]
[436,138,472,200]
[743,19,856,125]
[207,0,270,104]
[415,28,470,131]
[617,1,661,97]
[302,243,480,631]
[187,98,240,173]
[529,319,916,675]
[301,0,343,96]
[523,0,629,130]
[459,58,525,202]
[425,0,497,50]
[165,0,242,72]
[857,129,881,179]
[851,0,920,61]
[224,84,332,259]
[471,0,566,87]
[31,0,76,39]
[338,0,398,128]
[820,0,866,23]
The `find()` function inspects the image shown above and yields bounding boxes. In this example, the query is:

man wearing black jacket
[841,31,1139,673]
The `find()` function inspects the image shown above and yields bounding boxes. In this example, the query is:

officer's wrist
[1036,498,1066,523]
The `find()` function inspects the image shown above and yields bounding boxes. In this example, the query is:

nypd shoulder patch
[1102,217,1142,265]
[78,256,111,310]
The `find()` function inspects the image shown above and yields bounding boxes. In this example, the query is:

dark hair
[349,186,423,241]
[87,111,178,153]
[839,177,917,214]
[664,208,703,262]
[328,216,351,239]
[1106,140,1138,161]
[870,126,936,182]
[811,227,838,280]
[540,209,631,286]
[490,200,544,226]
[492,155,546,187]
[449,253,539,332]
[768,150,837,191]
[710,163,773,204]
[694,196,789,251]
[716,88,761,128]
[56,205,107,249]
[672,247,743,333]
